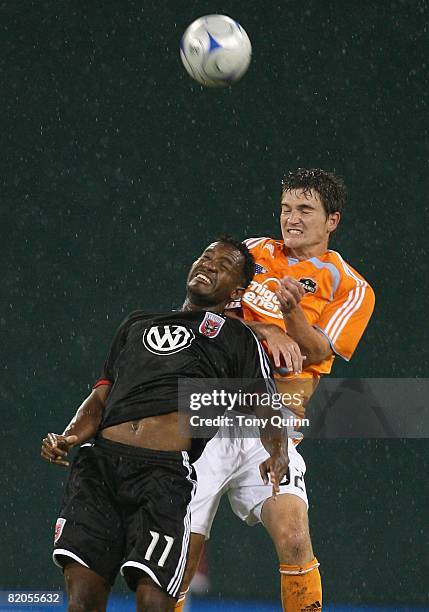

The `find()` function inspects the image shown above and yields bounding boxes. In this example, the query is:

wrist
[282,305,298,319]
[263,436,288,454]
[61,428,89,444]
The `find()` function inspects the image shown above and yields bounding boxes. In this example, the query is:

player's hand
[40,433,78,467]
[259,449,289,498]
[275,277,306,315]
[262,324,305,375]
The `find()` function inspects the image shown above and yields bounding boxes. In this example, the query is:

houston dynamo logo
[299,277,317,294]
[143,325,195,355]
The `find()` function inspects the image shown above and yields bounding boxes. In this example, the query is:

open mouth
[193,272,213,286]
[287,229,303,235]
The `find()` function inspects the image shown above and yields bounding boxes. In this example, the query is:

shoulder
[225,316,260,345]
[326,251,375,296]
[244,236,271,249]
[224,316,266,357]
[225,315,250,334]
[117,310,154,332]
[225,317,272,373]
[123,309,151,323]
[224,315,245,333]
[244,237,284,258]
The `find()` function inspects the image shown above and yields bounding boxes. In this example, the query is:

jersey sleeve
[93,311,141,388]
[231,324,277,402]
[315,279,375,361]
[233,323,274,379]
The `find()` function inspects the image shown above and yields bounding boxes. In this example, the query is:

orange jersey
[234,237,375,380]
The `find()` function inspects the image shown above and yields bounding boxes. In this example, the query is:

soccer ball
[180,15,252,87]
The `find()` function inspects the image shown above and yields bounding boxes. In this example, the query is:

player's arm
[40,313,134,467]
[275,277,332,366]
[236,325,289,494]
[257,409,289,496]
[311,273,376,362]
[231,237,305,373]
[40,384,110,467]
[255,399,289,496]
[227,309,305,375]
[62,383,110,442]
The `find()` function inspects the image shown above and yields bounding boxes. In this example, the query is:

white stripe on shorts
[52,549,89,569]
[120,560,162,587]
[167,451,196,597]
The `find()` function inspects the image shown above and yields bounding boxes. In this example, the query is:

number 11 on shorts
[145,531,175,567]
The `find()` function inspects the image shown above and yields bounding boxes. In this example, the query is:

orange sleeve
[243,237,270,252]
[315,279,375,361]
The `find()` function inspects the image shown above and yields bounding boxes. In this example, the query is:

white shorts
[191,428,308,539]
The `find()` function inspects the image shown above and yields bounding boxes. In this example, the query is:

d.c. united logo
[199,312,225,338]
[54,517,66,543]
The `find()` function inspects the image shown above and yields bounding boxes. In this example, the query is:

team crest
[299,278,317,294]
[199,312,225,338]
[54,517,66,543]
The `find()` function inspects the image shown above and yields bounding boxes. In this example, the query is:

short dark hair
[281,168,346,216]
[217,236,255,288]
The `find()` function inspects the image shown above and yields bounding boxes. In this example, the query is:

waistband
[94,436,189,462]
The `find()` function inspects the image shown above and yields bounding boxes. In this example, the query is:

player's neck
[284,243,329,261]
[181,297,225,313]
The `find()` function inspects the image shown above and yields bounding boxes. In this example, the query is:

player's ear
[327,211,340,233]
[230,286,245,302]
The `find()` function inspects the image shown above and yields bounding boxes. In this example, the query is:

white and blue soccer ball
[180,15,252,87]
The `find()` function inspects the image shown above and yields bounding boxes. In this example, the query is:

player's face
[280,188,340,256]
[187,242,246,306]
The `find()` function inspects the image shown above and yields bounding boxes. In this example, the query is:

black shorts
[52,438,196,597]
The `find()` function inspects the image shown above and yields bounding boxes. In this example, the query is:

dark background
[1,0,428,607]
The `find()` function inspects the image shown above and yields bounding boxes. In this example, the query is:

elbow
[304,329,333,366]
[304,346,332,367]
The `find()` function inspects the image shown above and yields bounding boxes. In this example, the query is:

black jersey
[95,310,272,430]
